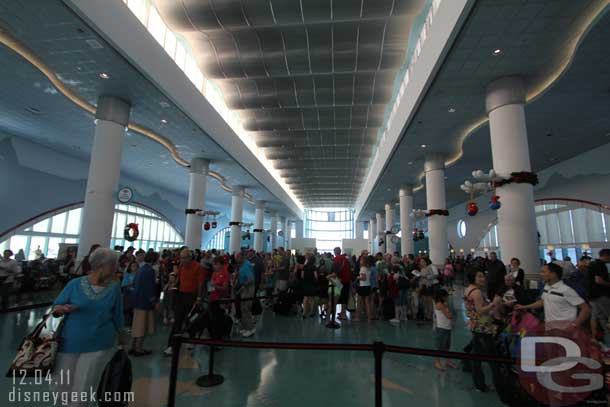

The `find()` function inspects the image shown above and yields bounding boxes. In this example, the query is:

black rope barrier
[166,335,517,407]
[1,301,53,314]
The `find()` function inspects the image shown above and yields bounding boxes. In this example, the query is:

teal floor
[1,289,506,407]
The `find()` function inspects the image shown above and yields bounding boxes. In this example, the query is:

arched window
[477,199,609,261]
[206,227,229,250]
[0,203,183,259]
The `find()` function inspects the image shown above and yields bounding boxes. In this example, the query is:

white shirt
[434,305,452,330]
[359,267,371,287]
[541,280,584,322]
[0,258,21,283]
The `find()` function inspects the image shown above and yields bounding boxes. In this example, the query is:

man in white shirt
[0,249,21,311]
[516,262,590,328]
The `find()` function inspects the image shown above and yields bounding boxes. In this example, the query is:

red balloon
[204,222,211,230]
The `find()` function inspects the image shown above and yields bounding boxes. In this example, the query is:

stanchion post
[373,341,385,407]
[196,344,225,387]
[167,336,182,407]
[326,281,340,329]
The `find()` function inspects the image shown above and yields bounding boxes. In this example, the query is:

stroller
[186,301,233,340]
[494,310,541,406]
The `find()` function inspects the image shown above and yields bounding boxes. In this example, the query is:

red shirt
[333,255,352,284]
[210,265,230,301]
[177,261,206,294]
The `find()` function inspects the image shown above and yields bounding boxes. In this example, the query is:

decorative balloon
[418,229,425,240]
[467,202,478,216]
[211,221,217,228]
[204,222,211,230]
[412,228,418,241]
[489,195,501,210]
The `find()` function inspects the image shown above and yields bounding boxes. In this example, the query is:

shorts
[435,328,451,351]
[591,296,610,321]
[357,286,371,297]
[339,284,351,305]
[132,309,155,338]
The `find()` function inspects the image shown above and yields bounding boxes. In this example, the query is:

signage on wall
[117,187,133,204]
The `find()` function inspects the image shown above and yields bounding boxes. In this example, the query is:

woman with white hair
[52,247,126,406]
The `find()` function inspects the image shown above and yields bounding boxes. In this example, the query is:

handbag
[6,313,64,377]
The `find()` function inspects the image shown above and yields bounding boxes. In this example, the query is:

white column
[229,186,244,255]
[376,212,384,253]
[355,221,364,239]
[486,76,539,279]
[385,203,396,254]
[285,222,291,249]
[281,217,288,248]
[271,212,279,250]
[425,153,448,267]
[185,158,210,250]
[78,96,130,259]
[253,201,265,253]
[399,186,414,256]
[369,218,376,252]
[295,220,304,239]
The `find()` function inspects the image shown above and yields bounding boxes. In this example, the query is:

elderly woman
[130,251,160,356]
[52,247,125,406]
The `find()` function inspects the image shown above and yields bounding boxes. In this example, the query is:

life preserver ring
[124,223,139,242]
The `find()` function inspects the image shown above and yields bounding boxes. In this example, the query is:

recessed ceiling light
[407,161,413,165]
[421,144,427,148]
[492,49,503,56]
[448,108,456,113]
[161,119,168,124]
[99,72,109,79]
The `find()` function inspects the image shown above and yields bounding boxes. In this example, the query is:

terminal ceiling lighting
[99,72,110,79]
[492,49,503,56]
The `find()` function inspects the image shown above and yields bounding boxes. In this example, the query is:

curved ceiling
[359,0,610,220]
[0,0,302,220]
[154,0,429,207]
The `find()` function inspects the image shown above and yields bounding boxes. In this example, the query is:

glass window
[65,208,81,235]
[1,203,183,259]
[29,236,47,260]
[9,235,29,256]
[47,237,63,259]
[147,7,166,46]
[51,212,67,234]
[33,219,50,233]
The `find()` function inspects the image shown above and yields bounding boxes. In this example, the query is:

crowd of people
[2,241,609,405]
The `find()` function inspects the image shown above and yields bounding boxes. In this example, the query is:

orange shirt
[177,261,206,294]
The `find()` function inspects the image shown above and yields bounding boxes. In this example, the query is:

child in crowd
[433,289,457,371]
[162,270,178,325]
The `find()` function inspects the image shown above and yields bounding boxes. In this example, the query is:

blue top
[122,272,136,289]
[133,263,158,310]
[53,277,124,353]
[369,266,378,289]
[238,261,254,287]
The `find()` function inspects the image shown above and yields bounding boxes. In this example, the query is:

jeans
[471,332,501,391]
[167,291,197,347]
